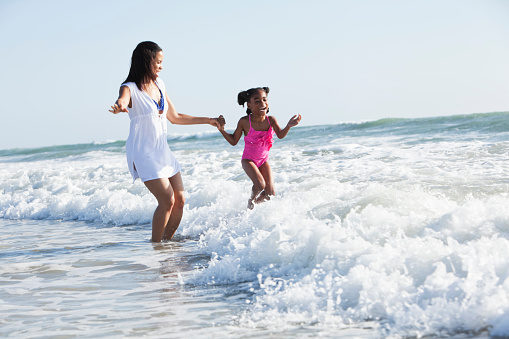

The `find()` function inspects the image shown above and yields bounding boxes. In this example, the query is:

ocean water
[1,112,509,338]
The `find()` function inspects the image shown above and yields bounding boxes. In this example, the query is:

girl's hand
[287,114,302,128]
[109,102,129,114]
[217,115,226,130]
[209,117,222,128]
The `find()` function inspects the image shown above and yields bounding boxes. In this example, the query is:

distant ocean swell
[1,112,509,337]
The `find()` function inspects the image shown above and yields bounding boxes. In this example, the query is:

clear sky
[0,0,508,149]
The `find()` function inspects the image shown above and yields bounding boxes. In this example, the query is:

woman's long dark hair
[237,87,270,115]
[123,41,162,90]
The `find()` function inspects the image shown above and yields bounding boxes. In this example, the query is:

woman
[109,41,222,242]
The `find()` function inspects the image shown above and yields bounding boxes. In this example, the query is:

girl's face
[151,51,164,78]
[247,89,269,116]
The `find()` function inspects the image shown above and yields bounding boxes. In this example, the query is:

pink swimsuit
[242,115,274,168]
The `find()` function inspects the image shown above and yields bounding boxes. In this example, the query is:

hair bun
[237,91,249,106]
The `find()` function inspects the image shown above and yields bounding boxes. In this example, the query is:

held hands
[287,114,302,128]
[209,116,224,128]
[216,115,226,131]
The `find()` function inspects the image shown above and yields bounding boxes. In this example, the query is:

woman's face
[151,51,164,78]
[247,89,269,116]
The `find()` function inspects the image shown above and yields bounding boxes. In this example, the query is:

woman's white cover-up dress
[123,78,182,182]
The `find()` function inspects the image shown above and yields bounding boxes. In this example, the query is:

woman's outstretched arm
[165,92,220,127]
[109,85,131,114]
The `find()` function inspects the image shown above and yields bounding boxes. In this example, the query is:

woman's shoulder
[121,82,136,90]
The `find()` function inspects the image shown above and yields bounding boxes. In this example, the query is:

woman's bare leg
[163,172,185,240]
[242,159,265,209]
[144,173,185,242]
[144,178,174,242]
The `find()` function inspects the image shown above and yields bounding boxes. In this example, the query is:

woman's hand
[109,86,131,114]
[209,116,223,128]
[109,101,129,114]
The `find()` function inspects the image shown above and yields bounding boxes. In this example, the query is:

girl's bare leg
[144,172,185,242]
[255,161,274,203]
[242,159,265,209]
[163,172,185,240]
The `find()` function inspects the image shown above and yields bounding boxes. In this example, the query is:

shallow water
[1,112,509,338]
[0,219,382,338]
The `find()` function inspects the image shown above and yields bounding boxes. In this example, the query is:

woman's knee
[158,194,175,212]
[173,191,185,209]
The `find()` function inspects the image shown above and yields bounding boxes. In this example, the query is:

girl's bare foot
[247,199,255,209]
[255,190,270,204]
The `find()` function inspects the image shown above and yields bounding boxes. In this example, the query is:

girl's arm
[271,114,302,139]
[218,117,246,146]
[165,92,220,127]
[109,85,131,114]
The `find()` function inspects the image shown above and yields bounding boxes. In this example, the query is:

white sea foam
[1,114,509,337]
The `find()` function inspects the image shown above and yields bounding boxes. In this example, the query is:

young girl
[217,87,301,209]
[109,41,221,242]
